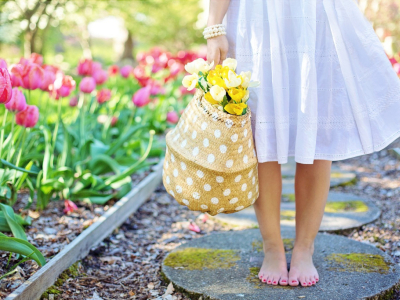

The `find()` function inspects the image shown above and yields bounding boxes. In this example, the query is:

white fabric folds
[224,0,400,164]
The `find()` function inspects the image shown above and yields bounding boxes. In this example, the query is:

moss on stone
[282,193,295,202]
[280,210,295,221]
[163,248,240,270]
[325,253,392,274]
[41,262,82,299]
[325,201,368,213]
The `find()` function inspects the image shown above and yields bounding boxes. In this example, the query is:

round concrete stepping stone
[212,192,381,232]
[162,229,400,300]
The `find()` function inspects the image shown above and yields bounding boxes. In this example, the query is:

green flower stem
[79,94,87,151]
[50,98,63,168]
[0,110,9,159]
[12,128,27,185]
[5,116,16,163]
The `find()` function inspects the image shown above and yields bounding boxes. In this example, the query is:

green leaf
[106,124,148,156]
[15,161,34,191]
[0,204,27,241]
[82,194,114,205]
[0,159,38,175]
[0,234,46,266]
[89,154,122,175]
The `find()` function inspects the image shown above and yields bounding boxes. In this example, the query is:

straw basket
[162,89,259,216]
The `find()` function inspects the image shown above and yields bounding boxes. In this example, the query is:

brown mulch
[0,168,152,299]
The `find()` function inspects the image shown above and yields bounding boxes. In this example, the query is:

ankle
[263,239,285,253]
[293,241,314,254]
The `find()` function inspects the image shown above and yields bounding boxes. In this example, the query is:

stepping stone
[212,192,381,232]
[162,229,400,300]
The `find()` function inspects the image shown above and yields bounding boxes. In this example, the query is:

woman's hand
[207,35,229,67]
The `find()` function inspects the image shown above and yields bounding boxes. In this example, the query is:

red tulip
[97,88,111,104]
[0,59,7,69]
[120,65,133,78]
[9,64,24,88]
[21,63,44,90]
[16,105,39,128]
[30,53,43,66]
[79,77,96,94]
[63,199,78,214]
[93,69,108,85]
[133,66,150,86]
[77,58,93,76]
[0,68,12,104]
[69,96,78,107]
[166,111,179,124]
[108,65,119,76]
[111,116,118,126]
[53,75,76,98]
[132,85,151,107]
[5,88,26,112]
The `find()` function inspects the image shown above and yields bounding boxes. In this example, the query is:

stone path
[213,191,381,231]
[162,229,400,300]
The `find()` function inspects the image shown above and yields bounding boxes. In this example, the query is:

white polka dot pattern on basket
[182,199,189,205]
[200,204,208,209]
[181,139,187,147]
[243,155,248,163]
[203,138,209,147]
[241,120,246,127]
[211,197,219,204]
[248,191,252,199]
[248,139,251,148]
[192,130,197,139]
[225,119,233,128]
[214,129,221,138]
[181,162,186,170]
[252,176,256,184]
[165,161,169,169]
[238,145,243,153]
[193,192,200,199]
[192,147,199,156]
[226,160,233,168]
[231,134,238,142]
[197,170,204,178]
[230,197,238,204]
[176,185,182,193]
[212,112,218,121]
[248,169,253,177]
[242,183,247,191]
[223,189,231,196]
[186,177,193,185]
[201,122,207,130]
[216,176,224,183]
[244,129,248,137]
[173,169,178,177]
[204,184,211,191]
[220,145,227,153]
[184,124,189,133]
[171,153,175,162]
[235,206,244,211]
[193,115,198,123]
[166,176,170,184]
[217,207,225,213]
[208,154,215,163]
[235,175,242,182]
[251,198,256,204]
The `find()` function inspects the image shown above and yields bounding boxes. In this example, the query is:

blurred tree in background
[0,0,204,67]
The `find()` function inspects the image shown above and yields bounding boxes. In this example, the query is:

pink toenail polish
[282,280,286,282]
[292,280,296,283]
[273,281,277,284]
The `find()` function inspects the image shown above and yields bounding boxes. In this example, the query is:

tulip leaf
[106,124,148,156]
[0,234,46,266]
[15,161,34,191]
[0,159,38,175]
[89,154,121,175]
[0,204,27,241]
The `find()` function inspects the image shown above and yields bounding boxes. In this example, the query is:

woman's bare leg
[288,160,332,287]
[254,161,288,286]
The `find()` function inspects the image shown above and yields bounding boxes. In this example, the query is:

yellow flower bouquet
[182,58,259,116]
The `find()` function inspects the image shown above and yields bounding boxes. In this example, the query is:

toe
[279,275,289,286]
[271,275,279,285]
[299,276,308,287]
[288,272,299,286]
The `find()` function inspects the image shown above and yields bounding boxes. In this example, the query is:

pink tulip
[97,89,111,104]
[180,109,185,115]
[111,116,118,126]
[21,63,44,90]
[79,77,96,94]
[179,85,195,96]
[132,85,151,107]
[92,62,102,73]
[63,199,78,214]
[5,88,26,112]
[133,66,150,86]
[9,64,24,88]
[30,53,43,66]
[188,222,201,233]
[52,75,76,98]
[0,59,7,69]
[120,65,133,78]
[0,68,12,104]
[166,111,179,124]
[108,65,119,76]
[69,96,78,107]
[16,105,39,128]
[77,58,93,76]
[93,69,108,85]
[148,80,165,95]
[40,67,57,91]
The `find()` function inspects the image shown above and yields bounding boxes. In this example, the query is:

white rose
[210,85,226,102]
[224,70,242,88]
[184,58,213,74]
[222,58,237,71]
[240,71,252,88]
[182,73,199,91]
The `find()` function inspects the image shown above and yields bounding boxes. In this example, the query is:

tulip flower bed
[0,47,202,297]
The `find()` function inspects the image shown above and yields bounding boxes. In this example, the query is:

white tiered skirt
[224,0,400,164]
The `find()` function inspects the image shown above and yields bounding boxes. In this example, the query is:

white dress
[223,0,400,164]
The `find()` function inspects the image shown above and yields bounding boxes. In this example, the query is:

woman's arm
[206,0,231,66]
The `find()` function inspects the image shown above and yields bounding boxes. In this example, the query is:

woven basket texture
[162,89,259,216]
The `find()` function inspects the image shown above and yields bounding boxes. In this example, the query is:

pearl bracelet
[203,24,226,39]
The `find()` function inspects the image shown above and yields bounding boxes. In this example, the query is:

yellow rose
[228,87,246,101]
[224,102,247,115]
[182,73,199,91]
[205,92,219,105]
[224,70,242,89]
[210,85,226,102]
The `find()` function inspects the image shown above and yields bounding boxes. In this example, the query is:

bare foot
[258,243,289,286]
[288,244,319,287]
